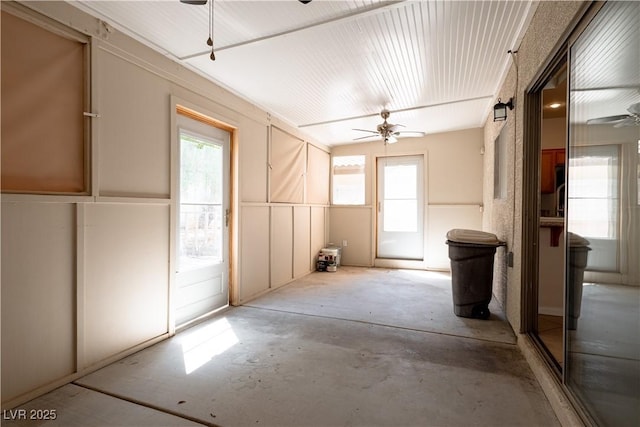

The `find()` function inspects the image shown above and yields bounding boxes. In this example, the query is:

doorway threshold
[374,258,428,270]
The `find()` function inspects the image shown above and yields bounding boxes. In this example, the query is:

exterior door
[377,155,424,260]
[176,114,230,327]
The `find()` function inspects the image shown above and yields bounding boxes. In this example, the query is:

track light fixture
[493,97,514,122]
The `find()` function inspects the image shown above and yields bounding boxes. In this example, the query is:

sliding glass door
[566,2,640,425]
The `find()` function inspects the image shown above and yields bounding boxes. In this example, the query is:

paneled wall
[1,202,76,401]
[1,1,328,408]
[239,125,331,302]
[329,128,484,269]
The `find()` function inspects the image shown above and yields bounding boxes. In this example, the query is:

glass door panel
[566,2,640,425]
[176,115,230,327]
[377,155,424,260]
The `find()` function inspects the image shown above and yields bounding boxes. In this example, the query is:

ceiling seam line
[177,0,408,61]
[298,95,494,128]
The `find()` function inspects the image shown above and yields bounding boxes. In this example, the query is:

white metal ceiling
[72,0,538,146]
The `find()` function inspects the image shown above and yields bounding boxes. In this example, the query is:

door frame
[521,0,604,388]
[170,97,238,335]
[373,154,427,269]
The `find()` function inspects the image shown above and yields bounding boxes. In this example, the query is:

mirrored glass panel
[566,2,640,425]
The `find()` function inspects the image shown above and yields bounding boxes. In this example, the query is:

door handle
[225,208,230,227]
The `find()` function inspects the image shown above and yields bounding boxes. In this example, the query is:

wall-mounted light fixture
[493,97,514,122]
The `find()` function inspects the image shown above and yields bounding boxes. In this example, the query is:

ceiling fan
[180,0,312,3]
[586,102,640,127]
[353,110,426,144]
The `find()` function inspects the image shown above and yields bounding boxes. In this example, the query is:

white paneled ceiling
[71,0,538,146]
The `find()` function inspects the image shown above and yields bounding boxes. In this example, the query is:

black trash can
[567,232,591,330]
[446,229,505,319]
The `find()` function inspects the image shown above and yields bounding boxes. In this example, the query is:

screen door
[176,114,230,326]
[377,155,424,260]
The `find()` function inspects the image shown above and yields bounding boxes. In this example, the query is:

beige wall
[330,128,484,269]
[542,117,567,149]
[1,1,329,407]
[482,1,587,332]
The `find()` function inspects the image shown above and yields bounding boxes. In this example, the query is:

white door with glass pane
[176,115,230,327]
[377,155,424,260]
[567,144,620,272]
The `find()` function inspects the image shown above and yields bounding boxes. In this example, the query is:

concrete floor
[3,267,560,427]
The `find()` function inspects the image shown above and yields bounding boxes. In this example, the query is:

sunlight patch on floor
[181,317,238,374]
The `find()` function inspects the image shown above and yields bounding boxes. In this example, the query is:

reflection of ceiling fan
[587,102,640,127]
[353,110,426,144]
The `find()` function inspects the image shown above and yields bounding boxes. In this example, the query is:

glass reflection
[566,2,640,425]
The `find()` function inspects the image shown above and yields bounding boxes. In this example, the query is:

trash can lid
[446,229,503,245]
[568,232,590,247]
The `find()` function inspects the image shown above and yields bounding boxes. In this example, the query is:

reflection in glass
[567,145,619,272]
[566,2,640,425]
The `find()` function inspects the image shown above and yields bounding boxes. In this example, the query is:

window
[179,128,225,271]
[1,9,89,194]
[567,145,619,240]
[494,130,507,199]
[332,155,365,205]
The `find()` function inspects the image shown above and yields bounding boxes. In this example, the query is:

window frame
[331,154,366,206]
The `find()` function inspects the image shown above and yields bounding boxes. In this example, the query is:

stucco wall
[483,1,587,333]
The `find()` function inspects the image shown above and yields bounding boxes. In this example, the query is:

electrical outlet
[342,240,348,247]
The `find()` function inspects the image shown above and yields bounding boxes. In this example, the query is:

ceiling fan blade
[628,102,640,115]
[396,131,426,137]
[352,128,380,134]
[586,115,630,125]
[353,134,381,141]
[613,117,639,128]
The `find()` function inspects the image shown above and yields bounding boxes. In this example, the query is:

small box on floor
[316,251,338,271]
[320,246,341,266]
